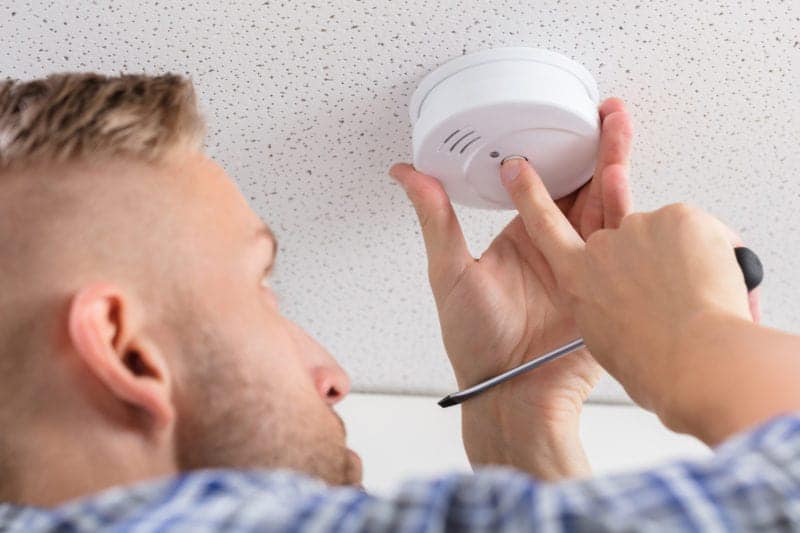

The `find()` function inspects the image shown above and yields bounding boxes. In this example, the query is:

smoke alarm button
[409,47,600,210]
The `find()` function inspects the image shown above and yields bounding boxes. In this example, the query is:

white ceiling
[2,1,798,403]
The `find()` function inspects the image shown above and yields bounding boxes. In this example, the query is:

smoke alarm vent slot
[460,136,481,154]
[443,129,460,144]
[450,131,476,152]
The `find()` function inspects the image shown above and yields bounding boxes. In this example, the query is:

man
[0,72,797,531]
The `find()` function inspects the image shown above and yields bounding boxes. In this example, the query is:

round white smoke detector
[409,47,601,210]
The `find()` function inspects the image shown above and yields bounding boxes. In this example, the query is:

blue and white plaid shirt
[2,412,800,532]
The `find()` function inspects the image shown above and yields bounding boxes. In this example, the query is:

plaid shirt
[2,413,800,532]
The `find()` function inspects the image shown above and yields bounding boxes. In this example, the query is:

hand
[389,98,633,478]
[498,158,762,443]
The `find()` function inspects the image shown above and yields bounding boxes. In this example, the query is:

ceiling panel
[2,0,798,402]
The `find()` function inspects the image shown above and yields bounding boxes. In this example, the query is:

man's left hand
[389,97,634,479]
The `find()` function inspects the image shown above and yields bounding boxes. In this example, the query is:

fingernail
[500,158,522,184]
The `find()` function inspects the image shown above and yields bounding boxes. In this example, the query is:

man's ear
[67,282,174,431]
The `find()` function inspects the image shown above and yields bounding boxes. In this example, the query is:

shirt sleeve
[24,412,800,532]
[268,412,800,532]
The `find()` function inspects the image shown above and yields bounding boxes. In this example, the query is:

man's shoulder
[3,412,800,531]
[1,466,533,531]
[0,469,342,532]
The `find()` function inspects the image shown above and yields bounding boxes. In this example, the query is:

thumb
[389,163,472,292]
[500,156,584,284]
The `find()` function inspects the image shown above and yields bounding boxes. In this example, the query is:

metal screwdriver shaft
[438,338,585,407]
[438,246,764,408]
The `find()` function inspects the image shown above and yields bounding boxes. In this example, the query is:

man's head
[0,73,358,505]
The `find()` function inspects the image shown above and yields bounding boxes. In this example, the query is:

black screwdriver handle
[734,246,763,291]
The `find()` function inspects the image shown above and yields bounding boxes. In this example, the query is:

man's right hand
[499,157,762,440]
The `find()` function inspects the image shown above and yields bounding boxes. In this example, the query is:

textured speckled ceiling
[2,1,799,402]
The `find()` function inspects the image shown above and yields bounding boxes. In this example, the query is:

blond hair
[0,72,206,500]
[0,72,205,169]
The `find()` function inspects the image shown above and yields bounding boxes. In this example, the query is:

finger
[499,157,584,281]
[576,98,626,235]
[582,99,634,235]
[388,163,473,284]
[748,287,762,324]
[578,171,604,236]
[600,163,633,229]
[596,108,634,172]
[599,97,627,122]
[564,179,593,233]
[555,193,576,214]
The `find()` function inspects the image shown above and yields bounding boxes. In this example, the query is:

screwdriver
[438,246,764,408]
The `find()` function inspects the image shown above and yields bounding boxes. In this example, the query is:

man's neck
[8,423,177,507]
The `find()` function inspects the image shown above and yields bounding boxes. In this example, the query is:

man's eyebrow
[255,224,278,262]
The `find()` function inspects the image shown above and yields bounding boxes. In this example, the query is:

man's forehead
[194,154,276,251]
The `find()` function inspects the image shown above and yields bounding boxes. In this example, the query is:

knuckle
[658,202,710,231]
[619,211,644,229]
[417,210,433,233]
[585,229,611,256]
[415,199,449,234]
[659,202,694,220]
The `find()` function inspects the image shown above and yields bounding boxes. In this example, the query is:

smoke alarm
[409,47,601,210]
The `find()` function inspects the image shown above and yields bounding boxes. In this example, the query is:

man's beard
[170,325,360,486]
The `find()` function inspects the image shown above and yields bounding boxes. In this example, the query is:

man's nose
[311,361,351,405]
[288,320,351,405]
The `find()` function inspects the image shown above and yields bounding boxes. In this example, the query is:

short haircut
[0,72,206,500]
[0,72,205,170]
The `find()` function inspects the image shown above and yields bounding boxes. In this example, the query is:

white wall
[338,393,710,494]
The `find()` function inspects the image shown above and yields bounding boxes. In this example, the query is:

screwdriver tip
[438,395,458,408]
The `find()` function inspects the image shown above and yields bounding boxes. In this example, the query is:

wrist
[461,386,591,480]
[654,311,767,445]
